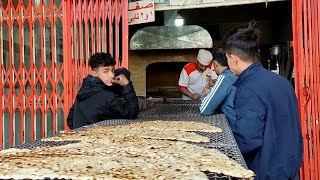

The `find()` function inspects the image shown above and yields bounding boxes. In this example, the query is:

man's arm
[178,68,201,100]
[200,75,229,115]
[233,87,266,156]
[66,103,75,129]
[209,65,218,87]
[109,82,139,119]
[179,87,201,100]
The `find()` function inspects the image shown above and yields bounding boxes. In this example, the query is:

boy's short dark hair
[213,49,228,67]
[89,52,116,70]
[222,20,261,61]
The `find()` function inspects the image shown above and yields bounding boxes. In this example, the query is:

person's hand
[211,78,216,86]
[112,74,129,86]
[202,86,210,96]
[191,93,201,100]
[207,77,216,87]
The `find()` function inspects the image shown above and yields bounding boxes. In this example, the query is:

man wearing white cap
[178,49,218,100]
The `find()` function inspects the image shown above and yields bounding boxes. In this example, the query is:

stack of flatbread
[0,120,255,179]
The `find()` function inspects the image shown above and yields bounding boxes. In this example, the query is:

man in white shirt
[178,49,217,100]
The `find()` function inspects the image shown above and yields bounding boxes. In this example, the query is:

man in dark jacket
[222,21,303,179]
[67,52,139,129]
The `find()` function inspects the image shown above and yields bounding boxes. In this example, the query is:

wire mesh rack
[138,100,201,118]
[11,101,247,180]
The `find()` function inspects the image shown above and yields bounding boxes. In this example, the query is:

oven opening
[146,62,188,98]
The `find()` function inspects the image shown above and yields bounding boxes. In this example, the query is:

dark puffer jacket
[233,61,303,179]
[67,75,139,129]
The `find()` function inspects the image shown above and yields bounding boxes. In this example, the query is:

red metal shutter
[0,0,128,149]
[292,0,320,179]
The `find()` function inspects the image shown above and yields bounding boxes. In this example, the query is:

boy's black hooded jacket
[67,75,139,129]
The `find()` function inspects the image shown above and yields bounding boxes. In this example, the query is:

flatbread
[0,121,254,179]
[129,120,222,132]
[109,128,210,143]
[42,121,213,143]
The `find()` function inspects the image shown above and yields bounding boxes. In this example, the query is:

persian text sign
[128,1,155,25]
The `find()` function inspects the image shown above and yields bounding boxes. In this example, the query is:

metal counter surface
[13,100,248,180]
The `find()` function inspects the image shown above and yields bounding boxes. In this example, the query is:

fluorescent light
[175,14,184,26]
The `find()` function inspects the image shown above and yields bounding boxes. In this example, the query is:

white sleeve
[179,69,189,87]
[210,70,218,80]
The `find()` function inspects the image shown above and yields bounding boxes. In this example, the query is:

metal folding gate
[292,0,320,179]
[0,0,128,149]
[1,0,319,179]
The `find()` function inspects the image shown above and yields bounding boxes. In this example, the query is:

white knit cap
[197,49,213,66]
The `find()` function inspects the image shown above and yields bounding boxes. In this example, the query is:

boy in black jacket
[67,52,139,129]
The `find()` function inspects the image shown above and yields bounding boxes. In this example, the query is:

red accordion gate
[292,0,320,179]
[0,0,128,149]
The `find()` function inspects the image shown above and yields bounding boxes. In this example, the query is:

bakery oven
[146,62,188,98]
[129,25,213,97]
